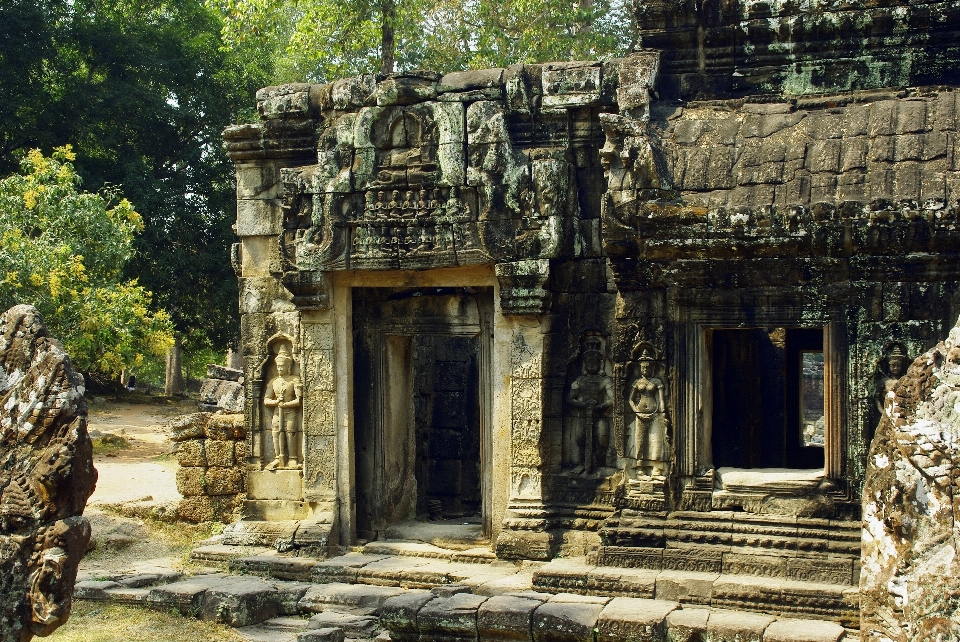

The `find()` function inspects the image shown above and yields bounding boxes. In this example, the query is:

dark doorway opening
[711,327,825,470]
[352,287,489,541]
[414,335,481,519]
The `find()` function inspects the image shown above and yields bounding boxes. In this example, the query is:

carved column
[495,329,553,559]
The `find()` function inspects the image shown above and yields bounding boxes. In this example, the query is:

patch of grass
[91,434,131,456]
[47,601,247,641]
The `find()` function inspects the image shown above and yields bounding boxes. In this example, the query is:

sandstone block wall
[170,412,247,523]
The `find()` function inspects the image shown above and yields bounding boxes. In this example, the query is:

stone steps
[532,558,859,627]
[75,547,858,641]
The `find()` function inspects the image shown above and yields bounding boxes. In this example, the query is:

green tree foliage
[213,0,635,83]
[0,147,174,375]
[0,0,271,357]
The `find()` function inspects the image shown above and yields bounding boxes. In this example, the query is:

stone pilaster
[496,329,555,559]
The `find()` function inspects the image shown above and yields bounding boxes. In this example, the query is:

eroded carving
[564,334,614,475]
[876,342,909,416]
[0,305,96,642]
[627,342,669,477]
[262,343,303,470]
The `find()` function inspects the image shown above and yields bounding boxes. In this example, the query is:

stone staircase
[72,527,861,641]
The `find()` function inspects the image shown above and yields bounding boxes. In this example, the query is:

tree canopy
[0,0,271,360]
[213,0,636,83]
[0,147,174,375]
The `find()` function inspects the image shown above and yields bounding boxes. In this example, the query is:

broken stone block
[169,413,208,442]
[146,574,230,615]
[205,413,246,440]
[438,68,505,93]
[257,84,311,120]
[379,590,435,640]
[273,581,313,615]
[308,611,379,638]
[595,596,678,641]
[666,608,709,642]
[297,627,345,642]
[375,74,439,106]
[201,576,280,627]
[477,594,545,641]
[0,305,97,642]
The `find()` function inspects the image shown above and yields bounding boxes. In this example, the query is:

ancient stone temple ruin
[222,0,960,624]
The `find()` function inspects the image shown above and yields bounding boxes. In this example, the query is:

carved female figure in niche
[629,345,669,476]
[566,341,614,475]
[876,343,909,416]
[263,345,303,470]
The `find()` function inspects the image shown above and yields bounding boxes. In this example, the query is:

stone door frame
[672,299,849,494]
[330,266,504,544]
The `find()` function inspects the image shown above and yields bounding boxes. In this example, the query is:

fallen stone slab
[705,609,776,642]
[146,574,233,615]
[313,554,388,584]
[477,594,546,641]
[417,592,489,640]
[762,618,846,642]
[298,582,405,615]
[274,581,313,615]
[532,595,609,642]
[378,590,435,641]
[596,596,679,641]
[115,571,180,588]
[74,580,121,600]
[201,576,281,627]
[297,628,345,642]
[308,611,379,638]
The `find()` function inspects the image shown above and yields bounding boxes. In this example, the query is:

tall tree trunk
[165,334,184,396]
[380,0,396,77]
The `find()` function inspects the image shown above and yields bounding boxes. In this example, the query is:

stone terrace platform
[73,535,859,641]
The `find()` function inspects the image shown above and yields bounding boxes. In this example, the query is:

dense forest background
[0,0,634,391]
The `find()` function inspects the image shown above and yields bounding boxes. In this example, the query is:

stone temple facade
[222,0,960,623]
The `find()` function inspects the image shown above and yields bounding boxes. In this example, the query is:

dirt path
[86,398,192,506]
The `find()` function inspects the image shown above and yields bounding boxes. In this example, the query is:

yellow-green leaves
[0,148,174,376]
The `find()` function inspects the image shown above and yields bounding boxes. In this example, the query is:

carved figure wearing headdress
[263,345,303,470]
[629,344,669,476]
[877,343,909,416]
[565,336,614,475]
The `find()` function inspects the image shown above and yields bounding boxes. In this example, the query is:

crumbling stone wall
[0,305,97,642]
[861,316,960,640]
[171,412,247,523]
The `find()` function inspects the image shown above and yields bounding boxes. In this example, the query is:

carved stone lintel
[281,271,331,311]
[495,259,551,316]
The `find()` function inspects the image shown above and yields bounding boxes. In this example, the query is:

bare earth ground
[47,397,244,641]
